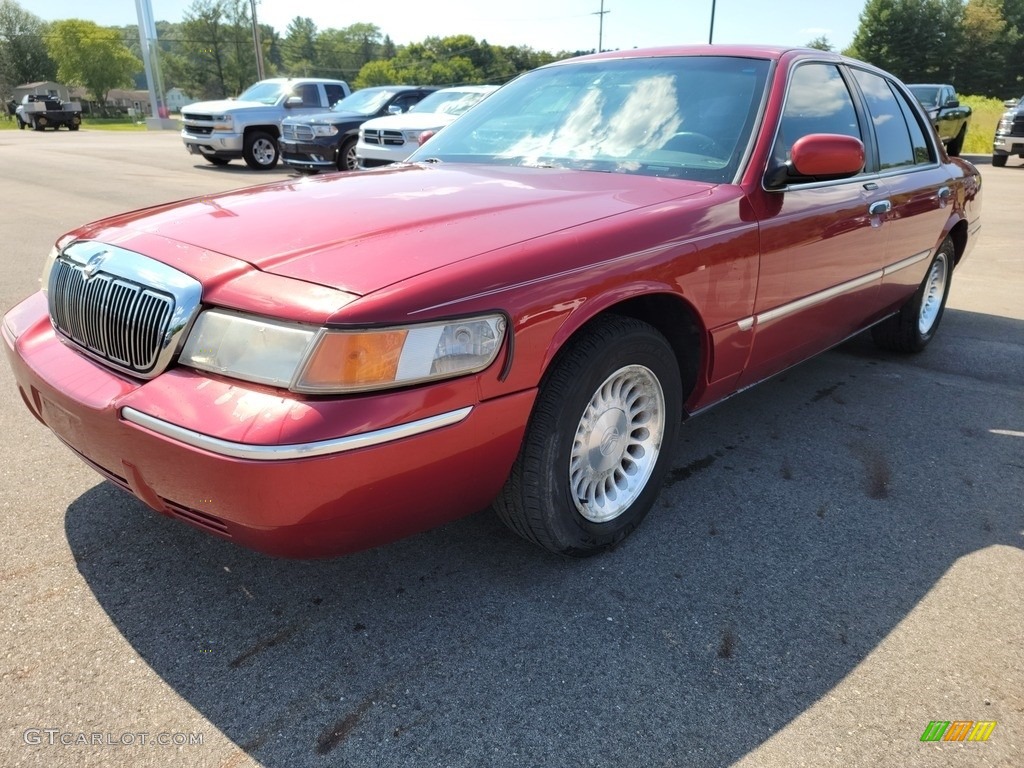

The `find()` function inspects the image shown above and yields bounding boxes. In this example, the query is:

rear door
[848,68,952,312]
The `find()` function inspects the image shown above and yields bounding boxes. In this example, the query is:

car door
[849,68,953,311]
[739,61,889,388]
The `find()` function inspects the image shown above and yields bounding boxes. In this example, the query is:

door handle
[868,200,892,216]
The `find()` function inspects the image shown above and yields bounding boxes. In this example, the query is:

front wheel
[336,136,358,171]
[947,125,966,157]
[871,237,953,353]
[495,316,682,556]
[243,130,279,170]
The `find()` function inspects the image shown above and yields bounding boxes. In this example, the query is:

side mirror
[387,104,403,115]
[765,134,865,189]
[945,98,960,108]
[285,96,303,108]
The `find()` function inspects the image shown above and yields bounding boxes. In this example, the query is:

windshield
[332,88,400,115]
[908,86,939,107]
[411,89,492,115]
[237,82,287,105]
[409,56,770,183]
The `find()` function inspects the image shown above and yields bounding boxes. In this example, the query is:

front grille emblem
[82,251,108,278]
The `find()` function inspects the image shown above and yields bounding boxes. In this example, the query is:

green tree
[282,16,317,75]
[1002,0,1024,93]
[956,0,1020,96]
[806,35,834,51]
[0,0,56,98]
[46,20,139,112]
[847,0,963,82]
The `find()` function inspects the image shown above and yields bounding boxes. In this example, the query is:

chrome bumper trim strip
[882,249,932,277]
[121,405,473,461]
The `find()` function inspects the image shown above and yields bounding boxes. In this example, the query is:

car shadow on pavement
[63,308,1024,767]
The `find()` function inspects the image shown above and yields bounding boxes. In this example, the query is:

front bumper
[3,292,533,558]
[356,142,412,168]
[280,138,338,170]
[181,128,244,159]
[993,135,1024,155]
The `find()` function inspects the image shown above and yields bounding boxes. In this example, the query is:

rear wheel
[243,130,279,170]
[871,237,953,353]
[495,316,682,556]
[992,154,1008,168]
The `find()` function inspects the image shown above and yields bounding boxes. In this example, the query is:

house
[69,87,151,116]
[13,81,71,103]
[165,87,195,113]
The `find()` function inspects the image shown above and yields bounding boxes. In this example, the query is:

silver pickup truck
[180,78,350,170]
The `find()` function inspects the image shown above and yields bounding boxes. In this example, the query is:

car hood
[81,164,712,296]
[361,112,459,131]
[285,109,366,124]
[185,99,268,114]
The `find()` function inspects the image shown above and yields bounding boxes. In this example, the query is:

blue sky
[28,0,865,53]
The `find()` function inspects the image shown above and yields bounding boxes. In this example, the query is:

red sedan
[2,46,981,558]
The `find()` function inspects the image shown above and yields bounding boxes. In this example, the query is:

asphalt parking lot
[0,130,1021,768]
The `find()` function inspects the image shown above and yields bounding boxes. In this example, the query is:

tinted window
[777,64,861,163]
[852,69,915,170]
[324,84,346,106]
[893,86,933,164]
[295,83,320,107]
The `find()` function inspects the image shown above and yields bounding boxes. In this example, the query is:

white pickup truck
[180,78,350,170]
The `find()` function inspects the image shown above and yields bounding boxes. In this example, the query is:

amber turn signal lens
[301,329,409,389]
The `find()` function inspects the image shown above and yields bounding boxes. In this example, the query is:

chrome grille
[282,123,314,141]
[49,259,174,374]
[361,129,405,146]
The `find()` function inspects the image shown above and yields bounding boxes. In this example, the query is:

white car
[356,85,498,168]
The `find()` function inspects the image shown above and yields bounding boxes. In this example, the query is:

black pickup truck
[15,94,82,131]
[907,84,971,156]
[992,96,1023,167]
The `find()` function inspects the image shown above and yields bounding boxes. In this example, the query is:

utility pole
[250,0,265,81]
[709,0,716,44]
[593,1,609,52]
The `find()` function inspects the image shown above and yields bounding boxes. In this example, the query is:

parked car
[906,84,971,156]
[3,46,981,559]
[992,95,1024,167]
[15,94,82,131]
[356,85,499,168]
[279,86,438,173]
[180,77,351,170]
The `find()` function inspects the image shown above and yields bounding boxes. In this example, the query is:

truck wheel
[947,125,966,157]
[337,137,358,171]
[992,154,1008,168]
[32,117,44,131]
[69,124,79,131]
[243,130,279,170]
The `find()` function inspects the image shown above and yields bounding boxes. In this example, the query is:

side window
[391,93,421,113]
[893,85,934,164]
[324,84,346,106]
[295,83,320,107]
[777,64,861,163]
[851,69,915,170]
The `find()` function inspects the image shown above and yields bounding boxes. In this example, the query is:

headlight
[312,124,339,137]
[211,115,233,131]
[179,310,317,388]
[403,130,426,142]
[178,310,507,393]
[294,315,507,393]
[40,246,59,294]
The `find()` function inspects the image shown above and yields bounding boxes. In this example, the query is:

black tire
[495,316,683,556]
[992,154,1008,168]
[203,156,230,166]
[871,237,954,353]
[336,136,359,171]
[68,124,79,131]
[947,125,965,157]
[242,130,279,170]
[32,117,43,131]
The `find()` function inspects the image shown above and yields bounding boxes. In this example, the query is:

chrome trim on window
[121,405,474,461]
[882,249,931,277]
